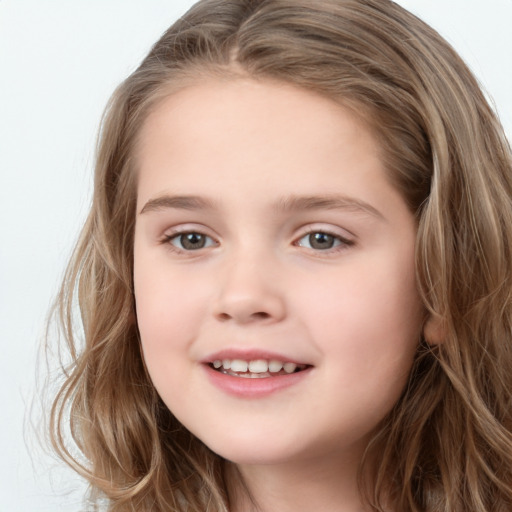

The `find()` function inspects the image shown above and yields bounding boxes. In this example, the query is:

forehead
[138,78,368,148]
[135,78,386,201]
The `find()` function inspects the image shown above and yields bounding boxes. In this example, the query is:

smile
[210,359,309,378]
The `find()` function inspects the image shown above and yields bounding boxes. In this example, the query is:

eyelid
[157,223,355,254]
[168,232,217,249]
[293,225,356,252]
[160,224,219,253]
[295,223,355,241]
[161,223,217,237]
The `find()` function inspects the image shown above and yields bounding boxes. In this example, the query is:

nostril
[252,312,270,319]
[215,311,272,322]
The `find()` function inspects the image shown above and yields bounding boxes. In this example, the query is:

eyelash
[161,231,218,252]
[160,228,355,254]
[295,229,355,253]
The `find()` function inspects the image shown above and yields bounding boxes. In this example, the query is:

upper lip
[200,348,311,366]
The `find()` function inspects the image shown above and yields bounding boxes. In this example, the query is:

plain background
[1,1,511,510]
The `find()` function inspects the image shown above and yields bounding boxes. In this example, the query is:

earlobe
[423,314,445,345]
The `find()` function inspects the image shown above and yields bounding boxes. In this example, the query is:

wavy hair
[48,0,512,510]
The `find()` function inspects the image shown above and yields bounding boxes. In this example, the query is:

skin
[133,78,425,512]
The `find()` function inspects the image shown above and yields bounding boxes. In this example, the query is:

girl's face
[134,78,424,467]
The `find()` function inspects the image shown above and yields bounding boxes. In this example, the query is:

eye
[166,232,217,251]
[296,231,352,251]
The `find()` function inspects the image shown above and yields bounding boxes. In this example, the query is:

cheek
[133,253,209,365]
[134,265,209,414]
[297,253,423,380]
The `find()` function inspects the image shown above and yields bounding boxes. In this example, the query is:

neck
[226,450,371,512]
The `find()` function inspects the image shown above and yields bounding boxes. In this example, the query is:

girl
[49,0,512,511]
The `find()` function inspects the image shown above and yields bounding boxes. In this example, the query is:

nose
[213,251,286,325]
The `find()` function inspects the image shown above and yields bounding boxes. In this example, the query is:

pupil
[181,233,205,250]
[309,232,334,250]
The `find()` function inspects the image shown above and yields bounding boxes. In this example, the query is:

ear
[423,314,445,345]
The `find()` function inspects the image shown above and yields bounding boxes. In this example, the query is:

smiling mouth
[208,358,310,379]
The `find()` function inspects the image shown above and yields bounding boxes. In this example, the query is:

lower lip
[203,364,312,398]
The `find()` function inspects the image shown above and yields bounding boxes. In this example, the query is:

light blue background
[1,1,511,510]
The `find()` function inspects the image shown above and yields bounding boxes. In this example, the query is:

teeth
[248,359,268,373]
[268,360,283,373]
[230,359,248,372]
[212,358,305,375]
[283,362,297,374]
[236,371,271,379]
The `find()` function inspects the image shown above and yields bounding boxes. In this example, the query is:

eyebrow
[139,193,384,220]
[274,195,385,220]
[140,195,217,214]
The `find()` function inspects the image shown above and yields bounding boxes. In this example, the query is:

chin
[194,428,323,467]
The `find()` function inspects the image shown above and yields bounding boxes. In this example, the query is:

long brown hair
[48,1,512,510]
